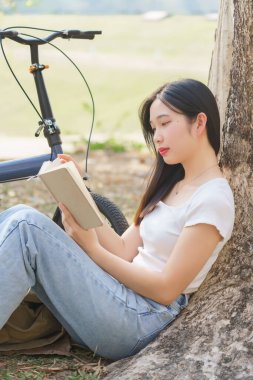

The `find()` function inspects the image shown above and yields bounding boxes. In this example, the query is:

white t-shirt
[133,178,235,294]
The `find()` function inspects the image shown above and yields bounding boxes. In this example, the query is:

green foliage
[0,0,37,11]
[87,138,126,152]
[0,0,16,10]
[68,372,99,380]
[25,0,39,7]
[81,138,146,153]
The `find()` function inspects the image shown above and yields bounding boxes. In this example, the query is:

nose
[153,128,163,144]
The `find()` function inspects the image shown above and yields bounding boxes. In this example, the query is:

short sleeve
[184,185,235,241]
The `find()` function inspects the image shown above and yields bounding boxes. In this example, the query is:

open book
[37,158,104,229]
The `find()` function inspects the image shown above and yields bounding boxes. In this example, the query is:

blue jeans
[0,205,189,360]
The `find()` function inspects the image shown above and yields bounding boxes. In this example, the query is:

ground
[0,149,153,380]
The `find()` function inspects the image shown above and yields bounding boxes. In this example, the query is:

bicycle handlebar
[0,30,18,38]
[0,29,102,45]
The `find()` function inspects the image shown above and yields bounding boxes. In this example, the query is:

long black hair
[134,78,220,225]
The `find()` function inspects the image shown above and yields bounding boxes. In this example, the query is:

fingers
[59,203,79,237]
[58,202,67,212]
[58,154,72,160]
[57,154,72,164]
[59,203,74,223]
[59,203,80,228]
[59,203,72,224]
[57,154,83,175]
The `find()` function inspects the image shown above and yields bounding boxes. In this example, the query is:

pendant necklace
[175,164,219,195]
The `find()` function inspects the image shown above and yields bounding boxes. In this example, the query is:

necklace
[175,164,219,195]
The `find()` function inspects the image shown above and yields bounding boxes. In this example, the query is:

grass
[0,14,217,141]
[0,348,108,379]
[77,138,146,153]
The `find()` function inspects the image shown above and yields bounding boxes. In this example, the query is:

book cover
[38,159,104,229]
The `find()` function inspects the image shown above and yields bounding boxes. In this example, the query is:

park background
[0,1,220,378]
[0,0,219,142]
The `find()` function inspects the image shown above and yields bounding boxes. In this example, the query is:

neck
[181,148,218,182]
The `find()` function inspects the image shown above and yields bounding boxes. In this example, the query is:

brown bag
[0,292,70,353]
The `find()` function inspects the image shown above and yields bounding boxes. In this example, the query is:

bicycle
[0,27,129,235]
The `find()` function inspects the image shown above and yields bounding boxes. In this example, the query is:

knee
[16,207,53,230]
[0,205,55,233]
[8,204,33,213]
[0,204,34,224]
[0,205,43,241]
[15,206,44,221]
[7,204,36,220]
[4,205,44,225]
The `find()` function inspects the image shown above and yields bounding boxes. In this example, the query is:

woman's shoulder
[194,177,233,195]
[189,177,234,211]
[184,177,235,239]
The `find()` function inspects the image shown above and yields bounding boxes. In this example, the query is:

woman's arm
[95,222,142,262]
[60,203,222,305]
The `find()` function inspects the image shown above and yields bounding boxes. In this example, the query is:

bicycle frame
[0,29,101,183]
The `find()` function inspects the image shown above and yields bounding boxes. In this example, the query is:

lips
[158,148,170,156]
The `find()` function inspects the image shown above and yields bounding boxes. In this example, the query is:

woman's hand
[57,154,83,176]
[59,202,99,254]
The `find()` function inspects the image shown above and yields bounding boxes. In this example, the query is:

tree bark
[104,1,253,379]
[208,0,234,135]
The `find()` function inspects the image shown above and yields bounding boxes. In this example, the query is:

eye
[161,120,170,126]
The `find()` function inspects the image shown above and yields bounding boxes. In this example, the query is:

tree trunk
[208,0,233,136]
[104,1,253,379]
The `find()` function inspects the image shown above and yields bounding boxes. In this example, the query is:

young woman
[0,79,234,360]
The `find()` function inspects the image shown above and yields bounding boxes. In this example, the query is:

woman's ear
[195,112,207,136]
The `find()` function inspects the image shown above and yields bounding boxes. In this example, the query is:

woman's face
[149,98,198,165]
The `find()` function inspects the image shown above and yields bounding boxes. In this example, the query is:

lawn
[0,14,217,141]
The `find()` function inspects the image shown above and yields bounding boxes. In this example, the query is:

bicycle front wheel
[91,192,129,236]
[52,192,129,236]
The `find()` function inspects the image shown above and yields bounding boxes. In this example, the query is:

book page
[38,158,62,174]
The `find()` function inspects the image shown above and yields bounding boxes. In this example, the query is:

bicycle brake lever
[35,122,44,137]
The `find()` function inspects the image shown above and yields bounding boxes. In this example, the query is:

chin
[163,157,180,165]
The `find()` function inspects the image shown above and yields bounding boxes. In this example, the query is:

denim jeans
[0,205,189,360]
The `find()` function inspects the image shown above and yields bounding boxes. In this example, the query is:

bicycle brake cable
[0,34,44,123]
[0,26,96,176]
[0,26,66,124]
